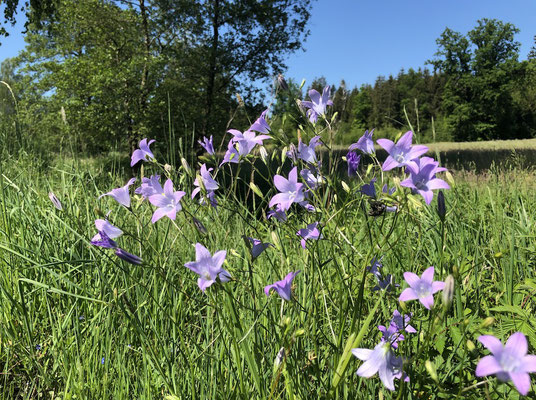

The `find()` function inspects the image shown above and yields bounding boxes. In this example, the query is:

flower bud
[425,360,439,383]
[466,340,476,352]
[180,157,192,176]
[442,275,455,310]
[274,347,285,368]
[192,217,208,235]
[480,316,495,328]
[259,146,269,165]
[437,191,446,221]
[277,74,289,91]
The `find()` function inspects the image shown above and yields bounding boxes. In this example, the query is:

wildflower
[269,167,305,211]
[192,164,219,207]
[130,138,155,167]
[246,237,272,259]
[249,109,271,134]
[297,222,322,249]
[228,129,271,157]
[90,231,143,265]
[264,270,301,301]
[135,175,163,199]
[378,323,405,349]
[367,256,383,280]
[361,178,377,198]
[382,184,395,195]
[101,357,105,365]
[115,248,143,265]
[377,131,428,172]
[476,332,536,396]
[90,230,118,248]
[399,267,445,310]
[91,219,123,242]
[184,243,231,292]
[400,159,450,205]
[192,216,208,235]
[220,139,240,166]
[297,135,322,164]
[390,310,416,334]
[267,205,287,222]
[36,344,42,351]
[346,151,361,176]
[437,190,446,221]
[349,129,375,154]
[352,341,405,391]
[48,192,63,210]
[148,179,186,223]
[373,274,399,291]
[300,168,323,190]
[301,85,333,123]
[277,74,289,91]
[99,178,136,208]
[198,136,215,155]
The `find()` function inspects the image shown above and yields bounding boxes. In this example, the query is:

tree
[1,0,58,38]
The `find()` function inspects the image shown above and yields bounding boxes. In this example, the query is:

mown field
[1,140,536,399]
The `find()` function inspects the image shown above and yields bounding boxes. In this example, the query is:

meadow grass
[1,146,536,400]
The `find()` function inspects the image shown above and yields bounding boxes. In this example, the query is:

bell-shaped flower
[399,266,445,309]
[184,243,231,292]
[192,164,219,203]
[400,159,450,205]
[131,138,155,166]
[476,332,536,396]
[297,222,322,249]
[48,192,63,210]
[99,178,136,208]
[378,324,404,349]
[90,230,142,265]
[220,139,240,166]
[198,136,215,155]
[228,129,271,157]
[349,129,375,154]
[300,168,323,190]
[297,135,322,164]
[91,219,123,242]
[246,237,273,259]
[377,131,428,171]
[264,270,301,301]
[361,178,377,198]
[135,175,163,199]
[249,109,270,134]
[267,205,287,222]
[269,167,305,211]
[115,248,143,265]
[347,151,361,176]
[148,179,186,223]
[301,85,333,123]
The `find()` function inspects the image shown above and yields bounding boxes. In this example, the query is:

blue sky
[1,0,535,89]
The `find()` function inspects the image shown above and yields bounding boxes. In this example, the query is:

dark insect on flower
[368,200,386,217]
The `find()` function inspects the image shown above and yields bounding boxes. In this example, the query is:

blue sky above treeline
[1,0,535,89]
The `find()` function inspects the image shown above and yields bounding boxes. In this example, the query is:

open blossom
[377,131,428,172]
[269,167,305,211]
[228,129,271,157]
[130,138,155,167]
[300,168,323,190]
[301,85,333,123]
[246,237,272,259]
[361,178,377,198]
[349,129,375,154]
[148,179,186,223]
[399,266,445,310]
[264,271,301,301]
[401,156,449,204]
[390,310,416,334]
[198,136,215,155]
[184,243,230,292]
[249,109,270,134]
[192,164,218,207]
[476,332,536,396]
[99,178,136,208]
[48,192,63,210]
[135,175,163,199]
[379,323,404,349]
[220,139,240,166]
[91,219,123,242]
[352,341,405,391]
[297,135,322,164]
[297,222,322,249]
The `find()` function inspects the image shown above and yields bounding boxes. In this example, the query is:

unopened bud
[480,317,495,328]
[164,164,172,173]
[192,217,208,235]
[259,146,269,165]
[274,347,285,368]
[466,340,476,352]
[437,191,446,221]
[180,157,192,176]
[442,275,455,310]
[277,74,289,91]
[425,360,438,383]
[282,316,291,327]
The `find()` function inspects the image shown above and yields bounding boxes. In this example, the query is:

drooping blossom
[399,266,445,310]
[300,168,323,190]
[373,274,399,292]
[269,167,305,211]
[246,237,273,259]
[90,230,142,265]
[135,175,163,199]
[367,256,383,280]
[476,332,536,396]
[192,164,219,207]
[184,243,231,292]
[91,219,123,242]
[297,135,322,164]
[48,192,63,210]
[130,138,155,166]
[264,270,301,301]
[346,151,360,176]
[99,178,136,208]
[349,129,375,154]
[297,222,322,249]
[249,109,271,134]
[401,157,450,205]
[377,131,428,172]
[301,85,333,123]
[198,136,215,155]
[352,341,405,391]
[115,248,143,265]
[148,179,186,223]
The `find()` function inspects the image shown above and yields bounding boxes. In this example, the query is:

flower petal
[478,335,503,355]
[403,271,420,288]
[419,294,434,310]
[399,288,418,302]
[521,355,536,373]
[421,267,435,283]
[505,332,528,357]
[475,355,503,377]
[351,348,373,361]
[509,372,531,396]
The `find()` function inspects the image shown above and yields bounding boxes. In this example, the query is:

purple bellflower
[228,129,271,157]
[90,230,142,265]
[249,109,270,134]
[184,243,231,292]
[297,222,322,249]
[346,151,361,176]
[192,164,219,207]
[198,136,215,155]
[349,129,375,154]
[135,175,163,199]
[115,248,143,265]
[390,310,416,334]
[130,138,155,167]
[264,270,301,301]
[361,178,377,198]
[148,179,186,223]
[301,85,333,123]
[300,168,323,190]
[99,178,136,208]
[367,256,383,280]
[91,219,123,242]
[297,135,322,164]
[373,274,399,292]
[220,139,240,166]
[379,323,405,349]
[377,131,428,172]
[401,157,450,205]
[246,237,273,259]
[267,205,287,222]
[399,266,445,310]
[48,192,63,210]
[352,341,405,391]
[269,167,305,211]
[476,332,536,396]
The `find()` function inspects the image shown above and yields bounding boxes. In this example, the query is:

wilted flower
[349,129,375,154]
[476,332,536,396]
[346,151,360,176]
[297,222,322,249]
[264,270,301,301]
[377,131,428,172]
[442,275,455,309]
[246,237,273,259]
[367,256,383,280]
[184,243,231,292]
[269,167,305,211]
[130,138,155,167]
[437,190,446,221]
[99,178,136,208]
[361,178,377,198]
[135,175,163,199]
[301,85,333,123]
[198,136,215,155]
[277,74,289,91]
[267,205,287,222]
[148,179,186,223]
[48,192,63,210]
[399,266,445,310]
[90,231,142,265]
